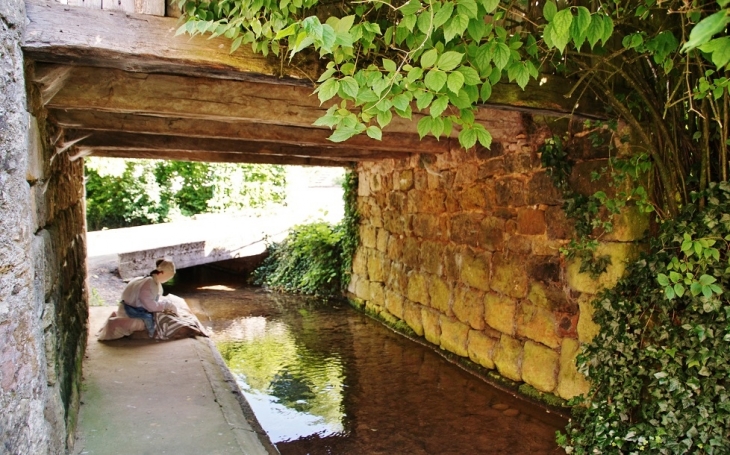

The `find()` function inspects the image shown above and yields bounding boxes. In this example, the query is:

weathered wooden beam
[49,109,450,153]
[31,63,74,105]
[86,148,352,167]
[23,0,319,83]
[69,130,412,161]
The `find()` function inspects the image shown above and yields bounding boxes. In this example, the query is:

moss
[518,383,568,408]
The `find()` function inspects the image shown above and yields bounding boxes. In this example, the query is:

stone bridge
[1,0,644,453]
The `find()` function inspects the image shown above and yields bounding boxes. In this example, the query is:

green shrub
[84,157,286,230]
[560,182,730,454]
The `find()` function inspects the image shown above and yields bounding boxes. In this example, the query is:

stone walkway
[73,306,278,455]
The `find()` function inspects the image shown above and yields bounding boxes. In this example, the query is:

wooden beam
[49,109,450,153]
[69,130,413,161]
[23,0,319,83]
[86,149,352,167]
[32,63,74,105]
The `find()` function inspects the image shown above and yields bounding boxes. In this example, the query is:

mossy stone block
[453,286,486,330]
[516,302,561,349]
[460,249,491,292]
[556,338,590,400]
[468,330,497,370]
[484,292,516,336]
[422,307,441,346]
[490,252,528,298]
[403,300,424,336]
[361,224,377,248]
[566,242,639,294]
[428,276,452,315]
[440,316,470,357]
[493,335,523,382]
[521,341,559,393]
[406,272,429,306]
[367,252,385,282]
[577,293,600,344]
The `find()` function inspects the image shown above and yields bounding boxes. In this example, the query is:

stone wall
[348,110,646,401]
[1,2,88,452]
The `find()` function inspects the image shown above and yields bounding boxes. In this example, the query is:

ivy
[560,182,730,454]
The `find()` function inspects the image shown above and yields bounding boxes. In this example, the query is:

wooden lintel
[87,148,352,167]
[31,63,74,105]
[23,0,319,83]
[49,109,449,153]
[70,130,411,161]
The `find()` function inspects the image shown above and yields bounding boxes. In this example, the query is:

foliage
[540,128,652,276]
[559,182,730,454]
[84,157,286,230]
[178,0,729,216]
[252,221,346,296]
[253,169,359,296]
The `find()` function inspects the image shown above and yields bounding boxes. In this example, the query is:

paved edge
[193,336,281,455]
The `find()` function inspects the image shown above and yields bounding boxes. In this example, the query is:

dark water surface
[170,270,567,455]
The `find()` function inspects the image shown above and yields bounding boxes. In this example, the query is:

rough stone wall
[1,2,88,452]
[348,110,646,401]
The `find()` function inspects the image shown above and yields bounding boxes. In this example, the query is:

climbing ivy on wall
[558,183,730,454]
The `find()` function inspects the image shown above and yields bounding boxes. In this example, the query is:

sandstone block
[407,189,445,213]
[504,153,534,174]
[352,249,368,275]
[460,249,491,292]
[495,178,527,207]
[386,235,404,260]
[443,244,460,282]
[479,217,505,251]
[527,171,561,205]
[604,206,649,242]
[385,289,405,319]
[358,172,371,196]
[468,330,497,369]
[517,207,546,235]
[527,282,574,313]
[566,242,639,293]
[428,276,452,315]
[367,252,385,282]
[402,237,420,269]
[477,158,506,179]
[419,240,444,275]
[376,228,389,252]
[412,214,442,240]
[484,293,516,335]
[347,273,360,294]
[459,187,487,211]
[521,341,559,393]
[369,173,382,193]
[545,205,575,240]
[406,272,429,305]
[370,282,385,306]
[516,302,561,349]
[450,213,484,247]
[493,335,523,382]
[395,169,414,191]
[490,252,528,298]
[355,278,371,301]
[556,338,590,400]
[361,225,377,248]
[422,307,441,345]
[440,316,470,357]
[383,211,407,235]
[453,286,486,330]
[506,234,532,254]
[577,293,600,343]
[388,191,407,212]
[403,300,424,336]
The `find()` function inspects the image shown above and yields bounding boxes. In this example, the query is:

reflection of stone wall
[348,111,646,400]
[1,2,88,450]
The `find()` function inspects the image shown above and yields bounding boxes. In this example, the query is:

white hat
[156,259,175,275]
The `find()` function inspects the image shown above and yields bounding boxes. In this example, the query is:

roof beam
[87,149,351,167]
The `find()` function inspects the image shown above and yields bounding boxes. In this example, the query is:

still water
[170,271,567,455]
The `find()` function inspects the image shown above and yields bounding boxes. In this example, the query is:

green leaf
[699,274,717,286]
[543,1,557,21]
[601,15,614,45]
[392,94,410,111]
[430,95,450,116]
[339,76,359,99]
[329,126,361,142]
[317,78,340,103]
[467,18,487,41]
[481,0,498,13]
[674,283,686,298]
[492,43,511,70]
[551,9,573,53]
[457,66,482,85]
[574,7,591,35]
[665,285,676,300]
[507,62,530,89]
[400,0,422,16]
[438,51,465,71]
[459,127,477,148]
[433,2,455,29]
[475,126,492,148]
[231,35,243,53]
[416,91,435,110]
[334,15,355,33]
[447,71,465,93]
[474,44,492,72]
[383,58,398,73]
[479,81,492,102]
[586,14,605,49]
[683,10,730,52]
[657,273,669,286]
[444,13,470,43]
[699,37,730,69]
[421,49,439,69]
[425,69,448,91]
[457,0,478,19]
[377,109,393,128]
[417,116,433,139]
[366,125,383,140]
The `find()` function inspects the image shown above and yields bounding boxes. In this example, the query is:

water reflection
[216,317,346,443]
[171,271,567,455]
